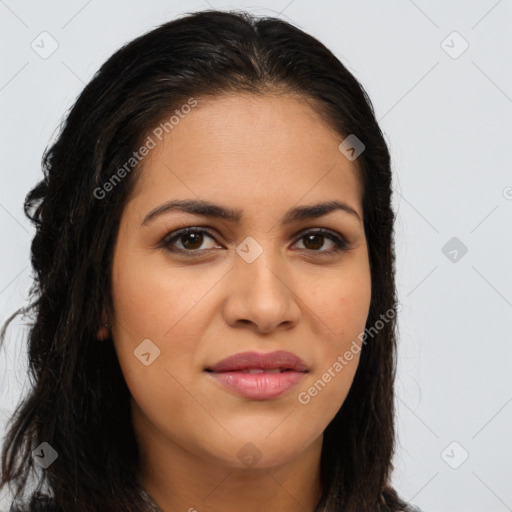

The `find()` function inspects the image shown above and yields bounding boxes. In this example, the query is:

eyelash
[160,227,349,257]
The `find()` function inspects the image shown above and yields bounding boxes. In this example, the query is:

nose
[221,248,301,335]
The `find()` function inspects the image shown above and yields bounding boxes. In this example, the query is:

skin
[97,92,372,512]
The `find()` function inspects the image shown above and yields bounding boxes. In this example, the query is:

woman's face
[105,93,371,469]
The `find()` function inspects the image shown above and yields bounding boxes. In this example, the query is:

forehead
[128,93,364,220]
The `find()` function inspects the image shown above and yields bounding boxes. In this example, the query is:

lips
[205,350,309,373]
[204,350,309,400]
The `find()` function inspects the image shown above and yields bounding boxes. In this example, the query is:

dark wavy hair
[1,9,411,512]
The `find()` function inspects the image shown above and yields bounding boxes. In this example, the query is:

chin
[208,435,312,470]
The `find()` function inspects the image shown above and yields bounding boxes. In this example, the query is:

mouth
[204,350,309,400]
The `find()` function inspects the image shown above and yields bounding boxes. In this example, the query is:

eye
[160,227,349,256]
[160,227,221,254]
[293,228,349,255]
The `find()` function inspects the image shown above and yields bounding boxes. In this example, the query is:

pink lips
[205,350,308,400]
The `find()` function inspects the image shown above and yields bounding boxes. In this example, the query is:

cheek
[296,262,370,414]
[109,250,217,426]
[304,258,371,342]
[296,352,360,430]
[111,246,215,343]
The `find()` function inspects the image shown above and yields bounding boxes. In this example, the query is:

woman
[1,9,423,512]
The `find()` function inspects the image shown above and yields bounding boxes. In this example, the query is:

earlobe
[97,324,110,340]
[97,308,110,340]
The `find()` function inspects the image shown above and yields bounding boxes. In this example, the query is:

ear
[97,308,110,340]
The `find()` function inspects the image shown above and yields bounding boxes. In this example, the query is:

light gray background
[1,1,511,511]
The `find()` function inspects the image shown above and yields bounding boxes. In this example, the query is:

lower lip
[206,370,306,400]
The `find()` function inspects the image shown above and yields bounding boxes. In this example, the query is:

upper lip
[205,350,309,372]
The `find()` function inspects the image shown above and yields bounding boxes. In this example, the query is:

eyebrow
[141,198,362,227]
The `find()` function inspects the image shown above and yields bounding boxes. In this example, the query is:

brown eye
[162,227,220,254]
[180,232,205,250]
[293,229,349,255]
[302,233,324,251]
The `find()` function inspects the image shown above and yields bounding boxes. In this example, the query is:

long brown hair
[1,9,410,511]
